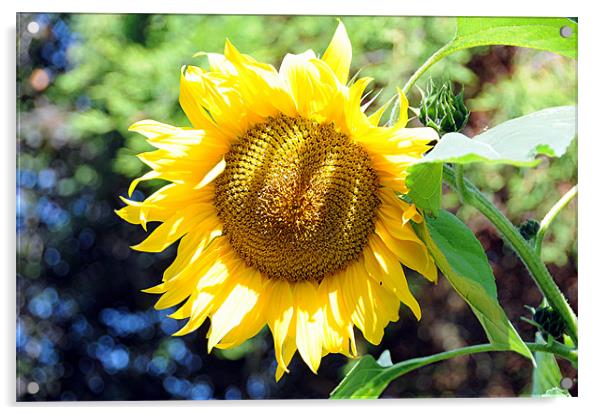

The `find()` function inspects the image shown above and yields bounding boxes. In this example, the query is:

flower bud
[533,305,566,340]
[419,79,469,135]
[518,219,540,241]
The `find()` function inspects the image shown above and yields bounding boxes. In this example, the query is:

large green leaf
[414,211,533,361]
[531,333,569,397]
[448,17,577,59]
[423,106,576,167]
[405,106,576,215]
[330,354,388,399]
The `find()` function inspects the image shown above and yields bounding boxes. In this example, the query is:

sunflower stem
[402,43,452,96]
[534,185,578,257]
[376,341,577,392]
[454,164,469,203]
[442,164,578,346]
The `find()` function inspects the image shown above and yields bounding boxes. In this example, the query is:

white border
[3,0,601,413]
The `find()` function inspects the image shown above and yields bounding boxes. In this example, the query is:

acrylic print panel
[16,13,578,400]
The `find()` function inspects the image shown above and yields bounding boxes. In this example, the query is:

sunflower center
[214,114,380,282]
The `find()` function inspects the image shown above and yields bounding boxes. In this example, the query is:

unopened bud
[419,79,469,135]
[519,219,540,241]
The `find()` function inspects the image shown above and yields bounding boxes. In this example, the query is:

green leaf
[414,211,534,362]
[330,348,473,399]
[531,333,568,396]
[405,163,442,217]
[405,106,576,214]
[542,387,571,397]
[330,354,388,399]
[425,106,576,167]
[449,17,577,59]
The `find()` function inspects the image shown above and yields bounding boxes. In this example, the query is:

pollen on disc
[214,114,380,282]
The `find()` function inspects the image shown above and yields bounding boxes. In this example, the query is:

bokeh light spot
[30,68,51,91]
[27,21,40,34]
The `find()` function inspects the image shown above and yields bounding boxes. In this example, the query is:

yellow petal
[118,183,214,231]
[206,52,237,75]
[353,258,399,344]
[279,50,321,117]
[163,215,222,281]
[214,297,266,349]
[318,276,347,330]
[223,40,296,118]
[131,203,210,252]
[344,77,374,137]
[365,236,421,320]
[391,88,410,129]
[141,283,166,294]
[168,299,192,320]
[275,318,297,381]
[378,188,423,225]
[154,238,232,310]
[128,119,210,157]
[318,276,357,357]
[207,270,263,351]
[294,281,324,374]
[266,279,295,372]
[129,119,181,140]
[321,304,348,355]
[136,144,227,187]
[114,198,143,226]
[127,170,161,197]
[322,21,352,84]
[172,291,219,336]
[307,58,347,124]
[375,218,438,283]
[343,260,380,343]
[195,158,226,190]
[171,248,236,336]
[367,95,395,127]
[179,65,257,138]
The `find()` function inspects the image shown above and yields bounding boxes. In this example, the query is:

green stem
[395,342,576,372]
[454,164,469,203]
[332,340,577,398]
[372,341,577,396]
[535,185,578,256]
[442,165,578,346]
[527,341,578,364]
[402,44,452,96]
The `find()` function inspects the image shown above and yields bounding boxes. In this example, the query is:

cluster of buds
[524,305,567,340]
[419,79,470,135]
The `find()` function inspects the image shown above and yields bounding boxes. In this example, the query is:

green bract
[419,79,469,135]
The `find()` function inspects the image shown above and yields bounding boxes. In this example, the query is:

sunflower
[117,22,439,380]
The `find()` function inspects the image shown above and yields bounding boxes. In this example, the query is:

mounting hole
[560,378,574,389]
[560,26,573,38]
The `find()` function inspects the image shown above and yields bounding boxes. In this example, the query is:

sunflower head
[214,114,381,282]
[117,21,439,380]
